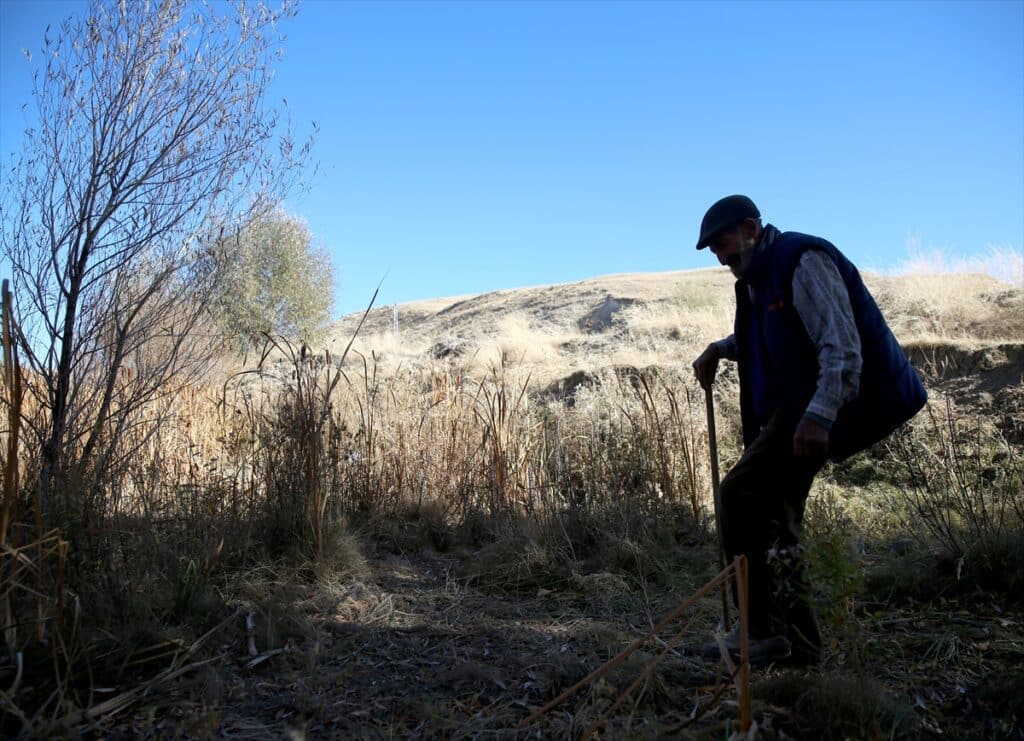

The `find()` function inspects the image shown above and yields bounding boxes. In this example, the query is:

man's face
[708,230,751,277]
[708,220,759,277]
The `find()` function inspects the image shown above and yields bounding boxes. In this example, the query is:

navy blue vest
[735,230,927,462]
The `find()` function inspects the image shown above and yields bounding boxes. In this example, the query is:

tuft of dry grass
[753,673,919,739]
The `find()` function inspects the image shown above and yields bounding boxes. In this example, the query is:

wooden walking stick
[736,554,752,733]
[704,384,731,627]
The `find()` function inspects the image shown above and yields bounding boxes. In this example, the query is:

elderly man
[692,195,927,665]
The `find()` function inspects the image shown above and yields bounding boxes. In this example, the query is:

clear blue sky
[2,0,1022,316]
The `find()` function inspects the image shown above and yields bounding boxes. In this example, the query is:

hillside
[330,268,1023,413]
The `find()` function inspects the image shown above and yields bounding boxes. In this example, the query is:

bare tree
[0,0,310,531]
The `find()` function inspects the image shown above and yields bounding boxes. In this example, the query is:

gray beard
[729,236,758,278]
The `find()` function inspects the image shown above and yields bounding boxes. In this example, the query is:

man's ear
[739,217,761,243]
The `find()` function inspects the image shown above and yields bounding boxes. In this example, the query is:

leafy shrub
[211,210,334,350]
[804,484,865,625]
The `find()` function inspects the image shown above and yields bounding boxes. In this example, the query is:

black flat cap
[695,195,760,249]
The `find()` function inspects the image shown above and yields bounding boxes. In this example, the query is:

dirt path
[99,547,1022,739]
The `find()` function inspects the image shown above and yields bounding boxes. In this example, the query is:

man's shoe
[785,606,822,668]
[784,645,821,668]
[701,627,792,666]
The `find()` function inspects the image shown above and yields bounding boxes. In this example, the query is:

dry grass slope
[331,269,1022,381]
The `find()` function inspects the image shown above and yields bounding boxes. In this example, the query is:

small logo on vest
[767,299,785,311]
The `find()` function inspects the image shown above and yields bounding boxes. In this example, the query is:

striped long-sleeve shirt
[714,249,862,429]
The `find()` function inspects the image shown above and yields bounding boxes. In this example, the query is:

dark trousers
[719,408,823,652]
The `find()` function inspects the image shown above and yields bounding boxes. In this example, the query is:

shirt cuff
[714,336,738,361]
[803,410,834,431]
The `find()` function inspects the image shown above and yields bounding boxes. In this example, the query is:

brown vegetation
[1,268,1022,737]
